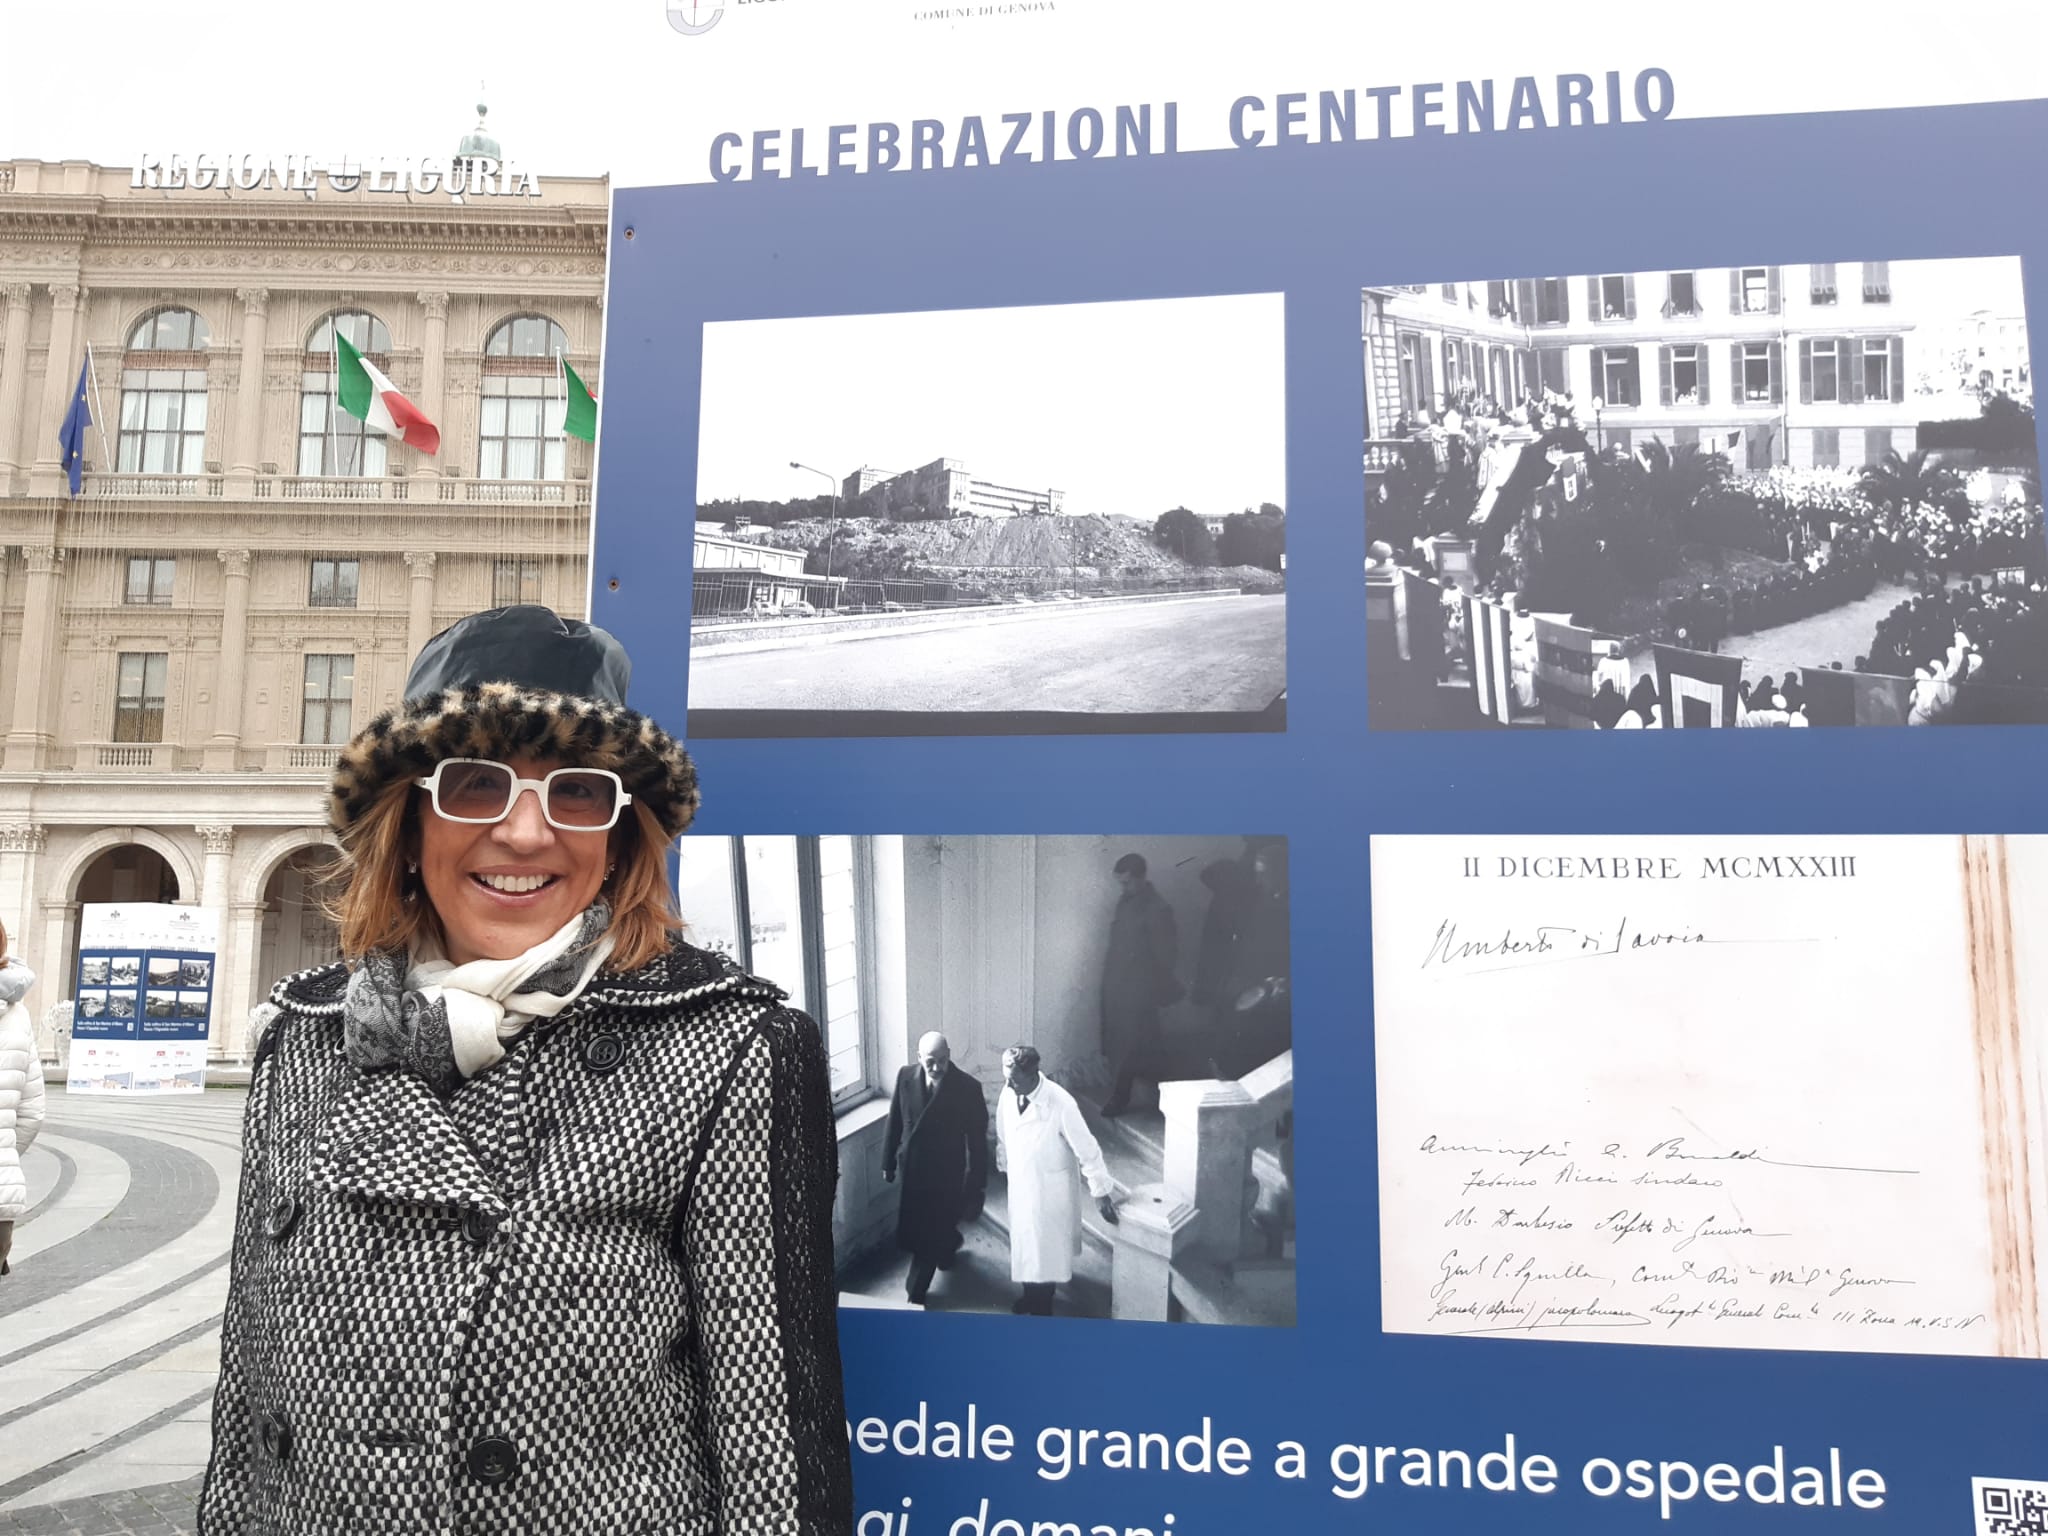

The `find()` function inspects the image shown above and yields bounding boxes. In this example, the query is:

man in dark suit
[882,1031,989,1306]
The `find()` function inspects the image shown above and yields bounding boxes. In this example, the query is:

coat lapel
[310,1065,509,1216]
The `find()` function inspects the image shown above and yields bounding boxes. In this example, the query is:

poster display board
[68,903,217,1096]
[596,4,2048,1531]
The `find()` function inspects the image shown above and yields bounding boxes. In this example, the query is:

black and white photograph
[688,294,1288,737]
[676,834,1295,1325]
[146,957,180,987]
[107,956,140,987]
[78,956,110,987]
[106,992,137,1020]
[175,957,213,988]
[1363,257,2044,729]
[177,993,210,1022]
[75,991,108,1021]
[144,989,178,1020]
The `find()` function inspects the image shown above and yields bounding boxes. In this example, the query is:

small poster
[68,903,218,1096]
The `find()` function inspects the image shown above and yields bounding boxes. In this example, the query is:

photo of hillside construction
[1364,257,2043,729]
[689,293,1287,736]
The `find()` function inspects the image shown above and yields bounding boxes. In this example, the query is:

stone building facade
[0,146,605,1061]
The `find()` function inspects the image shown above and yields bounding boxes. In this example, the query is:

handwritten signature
[1421,917,1707,971]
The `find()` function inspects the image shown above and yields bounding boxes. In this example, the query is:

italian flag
[561,356,597,443]
[334,331,440,455]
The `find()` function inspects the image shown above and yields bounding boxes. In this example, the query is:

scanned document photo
[1370,835,2048,1356]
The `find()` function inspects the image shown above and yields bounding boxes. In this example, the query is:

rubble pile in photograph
[1363,258,2043,730]
[687,294,1288,737]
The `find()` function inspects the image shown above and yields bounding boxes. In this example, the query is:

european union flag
[57,356,91,496]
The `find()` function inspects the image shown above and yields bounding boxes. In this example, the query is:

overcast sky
[5,1,2045,190]
[696,294,1286,517]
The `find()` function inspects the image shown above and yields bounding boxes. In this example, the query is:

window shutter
[1730,342,1743,401]
[1559,280,1569,325]
[1624,273,1637,320]
[1421,343,1435,412]
[1517,279,1537,321]
[1767,266,1782,315]
[1890,335,1905,402]
[1845,338,1863,403]
[1697,348,1709,406]
[1769,340,1784,404]
[1588,275,1603,320]
[1659,345,1673,406]
[1729,269,1743,314]
[1798,339,1813,404]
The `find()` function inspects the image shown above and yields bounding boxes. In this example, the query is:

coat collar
[311,1064,510,1215]
[273,935,787,1018]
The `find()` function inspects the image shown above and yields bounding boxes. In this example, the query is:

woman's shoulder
[594,936,821,1049]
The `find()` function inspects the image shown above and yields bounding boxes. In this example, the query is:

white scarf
[406,914,616,1079]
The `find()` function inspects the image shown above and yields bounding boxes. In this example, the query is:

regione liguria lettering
[130,151,540,197]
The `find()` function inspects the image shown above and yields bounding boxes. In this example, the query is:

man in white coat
[994,1044,1119,1316]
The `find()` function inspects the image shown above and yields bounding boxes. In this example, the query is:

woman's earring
[406,860,418,875]
[605,861,616,879]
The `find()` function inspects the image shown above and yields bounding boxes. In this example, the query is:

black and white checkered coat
[198,937,853,1535]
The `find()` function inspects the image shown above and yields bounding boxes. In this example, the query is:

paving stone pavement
[1,1088,243,1525]
[0,1476,201,1535]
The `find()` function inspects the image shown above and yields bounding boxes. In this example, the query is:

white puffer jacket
[0,962,46,1223]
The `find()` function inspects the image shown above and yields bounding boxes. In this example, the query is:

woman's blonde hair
[327,780,681,972]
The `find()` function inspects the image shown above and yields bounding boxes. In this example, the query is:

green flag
[562,357,598,443]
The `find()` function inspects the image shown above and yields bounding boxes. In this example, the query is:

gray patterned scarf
[343,902,613,1097]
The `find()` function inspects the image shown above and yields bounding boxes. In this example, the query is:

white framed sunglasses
[415,758,632,833]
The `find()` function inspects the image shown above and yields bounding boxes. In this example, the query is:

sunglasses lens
[546,770,620,828]
[437,761,513,820]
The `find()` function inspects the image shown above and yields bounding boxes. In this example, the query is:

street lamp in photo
[789,460,840,602]
[1591,395,1605,455]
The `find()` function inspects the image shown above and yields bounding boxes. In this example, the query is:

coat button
[256,1410,294,1463]
[582,1032,625,1073]
[462,1208,501,1247]
[264,1191,300,1240]
[466,1436,520,1485]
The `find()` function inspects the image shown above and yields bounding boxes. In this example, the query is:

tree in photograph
[1861,448,1965,524]
[1152,507,1217,565]
[1217,506,1286,571]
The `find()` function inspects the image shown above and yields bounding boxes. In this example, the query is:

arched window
[480,314,570,481]
[300,311,394,476]
[117,309,211,474]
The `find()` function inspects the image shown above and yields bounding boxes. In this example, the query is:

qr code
[1975,1477,2048,1536]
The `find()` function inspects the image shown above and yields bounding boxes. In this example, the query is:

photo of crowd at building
[1363,258,2044,729]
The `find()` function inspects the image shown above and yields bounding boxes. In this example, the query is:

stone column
[0,822,47,1018]
[5,546,65,771]
[205,549,254,770]
[1159,1078,1262,1262]
[221,899,268,1061]
[194,825,234,1061]
[227,288,270,488]
[36,897,78,1065]
[0,283,34,487]
[27,283,84,498]
[414,291,450,476]
[404,550,439,658]
[197,824,234,911]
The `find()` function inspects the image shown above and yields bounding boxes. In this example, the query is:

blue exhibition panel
[594,99,2048,1533]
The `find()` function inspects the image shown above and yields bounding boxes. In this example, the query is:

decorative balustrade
[78,475,588,508]
[82,741,176,770]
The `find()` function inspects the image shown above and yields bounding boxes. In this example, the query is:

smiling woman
[200,605,854,1535]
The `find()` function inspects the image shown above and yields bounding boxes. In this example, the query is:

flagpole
[86,342,114,478]
[329,322,342,477]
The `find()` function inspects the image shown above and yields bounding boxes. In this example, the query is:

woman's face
[415,753,614,965]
